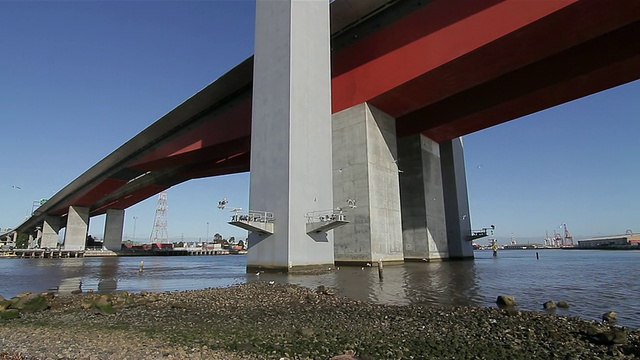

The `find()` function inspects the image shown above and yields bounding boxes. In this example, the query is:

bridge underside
[13,0,639,255]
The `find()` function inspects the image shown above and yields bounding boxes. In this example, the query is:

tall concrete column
[63,206,89,250]
[332,103,404,265]
[398,134,449,261]
[12,232,17,243]
[441,137,474,259]
[41,215,61,249]
[247,0,334,271]
[103,209,124,251]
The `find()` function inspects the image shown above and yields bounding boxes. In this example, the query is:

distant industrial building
[577,231,640,248]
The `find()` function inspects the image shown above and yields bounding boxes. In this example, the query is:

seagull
[268,280,275,285]
[11,185,21,190]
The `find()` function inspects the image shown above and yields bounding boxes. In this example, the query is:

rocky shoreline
[1,282,639,359]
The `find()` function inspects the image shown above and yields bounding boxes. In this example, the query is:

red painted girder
[368,0,640,119]
[131,96,252,168]
[425,55,640,142]
[412,22,640,142]
[178,152,250,180]
[131,136,250,172]
[51,178,127,215]
[331,0,580,115]
[91,184,170,215]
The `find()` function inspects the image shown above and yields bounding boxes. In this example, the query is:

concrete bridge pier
[246,0,335,272]
[3,232,15,244]
[41,215,61,249]
[63,205,89,250]
[332,103,404,265]
[398,134,449,261]
[103,209,124,250]
[441,138,474,259]
[28,227,41,249]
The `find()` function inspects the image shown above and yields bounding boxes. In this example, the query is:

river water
[1,249,639,328]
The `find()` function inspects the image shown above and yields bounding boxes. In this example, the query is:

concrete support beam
[12,232,17,243]
[103,209,124,251]
[41,215,61,249]
[332,103,404,264]
[33,227,42,248]
[63,206,89,250]
[398,134,449,261]
[441,138,474,259]
[247,0,335,271]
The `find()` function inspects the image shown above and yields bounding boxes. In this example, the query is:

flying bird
[11,185,21,190]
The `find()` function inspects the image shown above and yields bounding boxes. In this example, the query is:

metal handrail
[231,210,275,223]
[305,209,347,223]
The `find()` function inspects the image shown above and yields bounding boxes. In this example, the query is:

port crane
[563,223,573,247]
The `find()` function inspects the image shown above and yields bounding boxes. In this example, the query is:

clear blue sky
[1,1,638,245]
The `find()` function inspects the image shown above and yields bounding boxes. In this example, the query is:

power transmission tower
[150,191,169,243]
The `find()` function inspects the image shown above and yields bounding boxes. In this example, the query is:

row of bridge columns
[246,0,473,271]
[331,103,473,265]
[31,207,125,251]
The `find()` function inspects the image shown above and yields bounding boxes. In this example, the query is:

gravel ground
[1,282,639,359]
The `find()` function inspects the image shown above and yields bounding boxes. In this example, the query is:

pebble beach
[1,282,639,359]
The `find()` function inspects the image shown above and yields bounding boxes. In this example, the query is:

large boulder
[598,328,627,345]
[10,294,50,312]
[496,295,516,307]
[16,291,31,298]
[0,309,21,320]
[91,298,116,315]
[0,299,11,311]
[586,326,627,345]
[602,311,617,323]
[543,301,556,310]
[556,300,570,308]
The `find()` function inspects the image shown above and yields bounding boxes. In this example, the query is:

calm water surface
[1,249,638,327]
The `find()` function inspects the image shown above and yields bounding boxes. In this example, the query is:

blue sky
[1,1,638,245]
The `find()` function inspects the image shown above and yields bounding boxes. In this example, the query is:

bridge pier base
[332,103,404,265]
[63,206,89,250]
[246,0,335,272]
[398,134,449,261]
[103,209,124,251]
[441,138,474,259]
[41,215,61,249]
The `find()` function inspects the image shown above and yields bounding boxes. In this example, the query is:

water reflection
[97,257,118,292]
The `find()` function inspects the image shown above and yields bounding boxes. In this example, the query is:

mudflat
[0,282,638,359]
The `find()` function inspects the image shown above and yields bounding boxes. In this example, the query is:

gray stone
[11,294,50,312]
[92,298,115,315]
[556,301,570,308]
[0,309,20,320]
[543,301,556,310]
[496,295,516,307]
[602,311,617,322]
